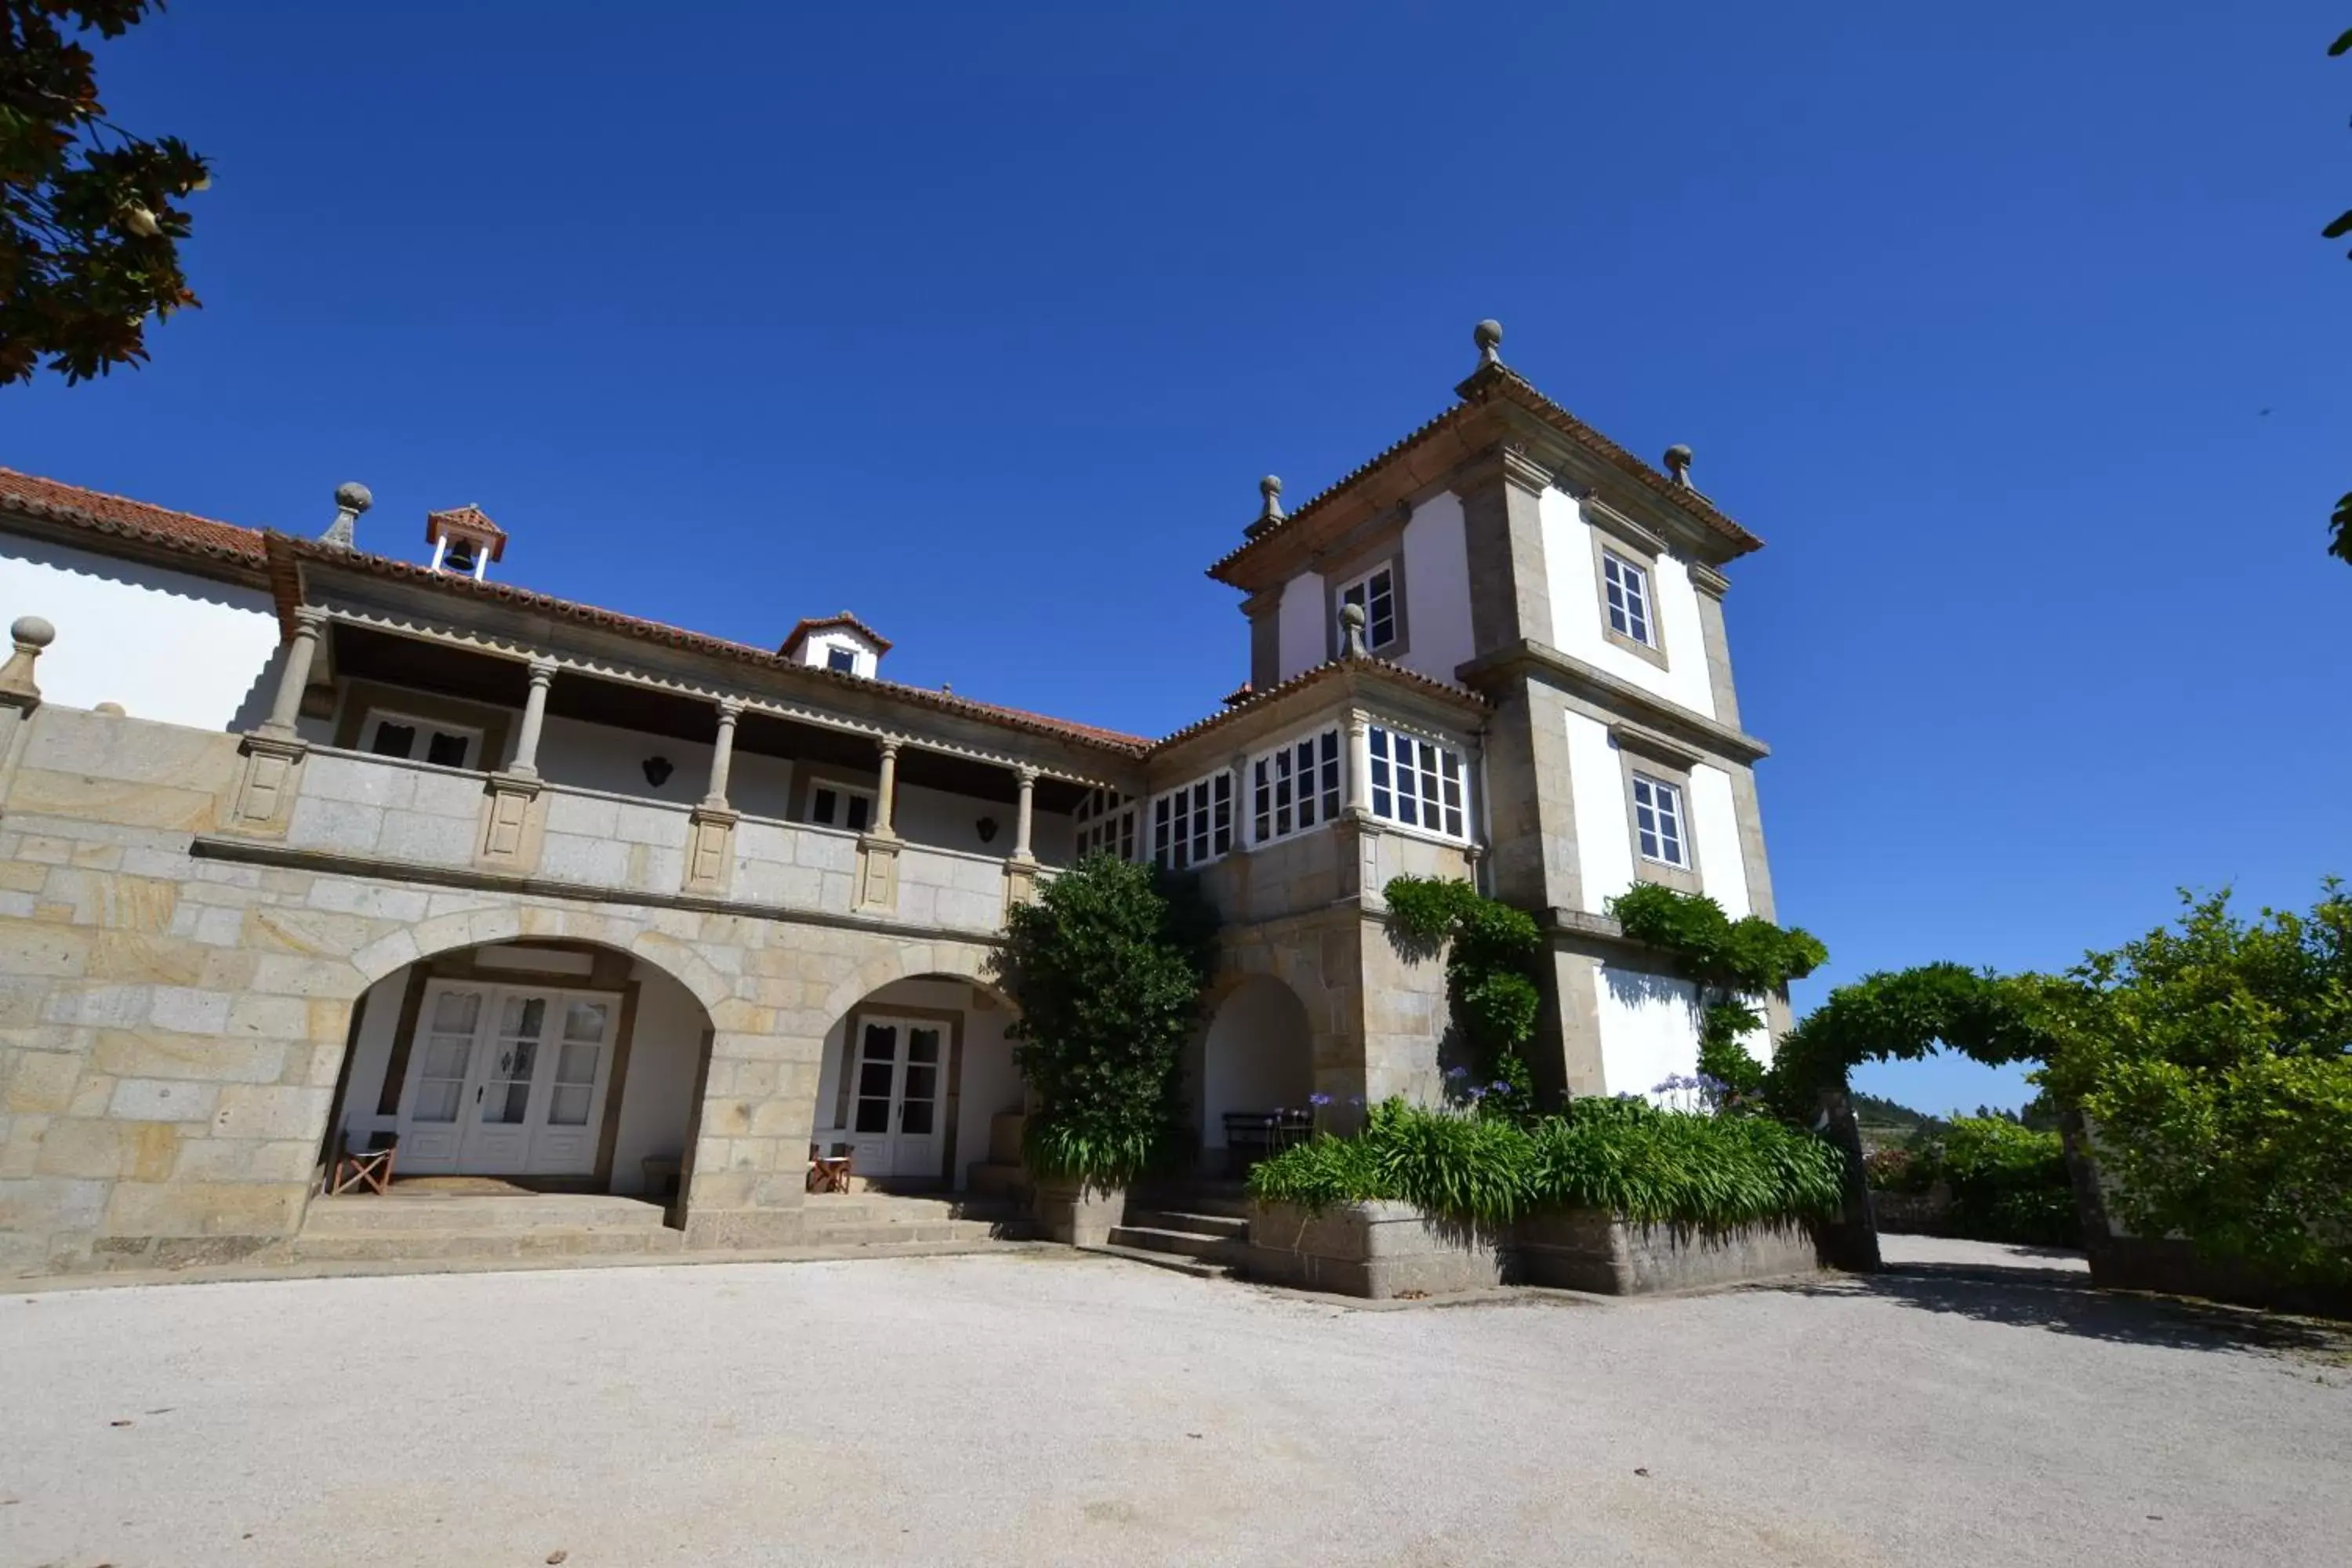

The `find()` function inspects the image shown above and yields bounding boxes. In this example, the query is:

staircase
[1096,1180,1254,1278]
[293,1191,684,1264]
[798,1191,1033,1247]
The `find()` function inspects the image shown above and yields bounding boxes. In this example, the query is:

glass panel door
[894,1024,945,1183]
[395,985,488,1173]
[528,994,614,1174]
[459,992,551,1174]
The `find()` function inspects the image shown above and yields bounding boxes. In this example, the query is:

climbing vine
[1605,884,1828,1107]
[1766,961,2052,1117]
[1384,876,1543,1118]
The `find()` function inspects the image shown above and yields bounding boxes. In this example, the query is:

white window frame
[1601,549,1654,648]
[1336,564,1399,653]
[1151,773,1232,871]
[1073,787,1138,862]
[1366,724,1468,842]
[1629,771,1689,869]
[825,645,858,674]
[804,778,877,834]
[360,709,482,771]
[1250,727,1341,846]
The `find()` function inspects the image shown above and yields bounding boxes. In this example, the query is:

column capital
[715,696,746,720]
[877,736,902,760]
[1014,764,1039,786]
[525,656,560,684]
[292,606,330,635]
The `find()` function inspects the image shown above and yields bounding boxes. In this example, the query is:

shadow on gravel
[1764,1264,2352,1363]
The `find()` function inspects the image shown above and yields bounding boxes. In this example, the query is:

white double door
[396,982,619,1177]
[838,1015,946,1181]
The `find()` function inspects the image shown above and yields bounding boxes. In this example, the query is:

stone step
[301,1196,670,1235]
[799,1218,1025,1247]
[800,1200,1024,1228]
[291,1227,686,1263]
[1131,1186,1254,1221]
[1105,1225,1249,1265]
[1078,1243,1232,1279]
[1126,1207,1250,1241]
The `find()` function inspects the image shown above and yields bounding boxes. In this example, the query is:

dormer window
[781,612,892,680]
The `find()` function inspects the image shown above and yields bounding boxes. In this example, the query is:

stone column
[506,658,557,778]
[874,738,901,837]
[229,608,325,834]
[702,698,742,808]
[1004,764,1041,910]
[857,736,905,912]
[684,699,743,896]
[1345,711,1372,815]
[260,608,328,738]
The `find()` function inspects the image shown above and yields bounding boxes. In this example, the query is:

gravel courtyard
[2,1240,2345,1567]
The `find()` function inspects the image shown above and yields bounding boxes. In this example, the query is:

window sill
[1602,625,1671,672]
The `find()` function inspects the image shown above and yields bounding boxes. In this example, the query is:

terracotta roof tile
[425,504,508,561]
[0,466,267,565]
[281,538,1153,754]
[780,611,894,657]
[1150,655,1490,752]
[1207,364,1762,582]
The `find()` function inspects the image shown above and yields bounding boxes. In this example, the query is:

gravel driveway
[2,1238,2344,1566]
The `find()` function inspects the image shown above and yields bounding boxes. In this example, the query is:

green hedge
[1247,1098,1845,1230]
[1867,1117,2081,1247]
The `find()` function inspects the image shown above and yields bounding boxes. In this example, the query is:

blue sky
[9,4,2347,1115]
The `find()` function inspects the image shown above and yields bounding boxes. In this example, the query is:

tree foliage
[987,855,1217,1186]
[2323,26,2352,561]
[1385,875,1544,1116]
[2,1,208,386]
[2032,884,2352,1286]
[1769,960,2053,1116]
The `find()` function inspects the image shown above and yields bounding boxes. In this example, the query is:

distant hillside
[1851,1092,1947,1142]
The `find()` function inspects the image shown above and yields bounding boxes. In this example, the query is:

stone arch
[1195,973,1318,1174]
[346,900,735,1017]
[813,935,1007,1033]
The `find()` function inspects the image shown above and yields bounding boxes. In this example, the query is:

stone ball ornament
[334,481,373,514]
[11,615,56,648]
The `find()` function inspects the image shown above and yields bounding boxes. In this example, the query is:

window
[361,710,479,770]
[1337,564,1398,652]
[1367,725,1466,840]
[1630,773,1688,868]
[1252,728,1341,844]
[1151,773,1232,870]
[826,645,858,675]
[1073,787,1138,861]
[808,782,875,833]
[1601,550,1653,647]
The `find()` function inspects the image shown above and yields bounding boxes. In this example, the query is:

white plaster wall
[1595,966,1703,1098]
[608,965,706,1193]
[1537,488,1715,720]
[1564,711,1634,916]
[532,712,797,819]
[810,977,1011,1191]
[0,534,278,729]
[1687,764,1751,919]
[1397,491,1474,684]
[1275,571,1324,684]
[1200,976,1314,1149]
[334,971,410,1143]
[798,630,879,678]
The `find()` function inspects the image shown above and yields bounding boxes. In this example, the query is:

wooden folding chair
[327,1130,398,1196]
[807,1141,854,1194]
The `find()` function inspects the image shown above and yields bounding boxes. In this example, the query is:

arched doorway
[1196,975,1315,1177]
[321,938,716,1205]
[810,973,1020,1192]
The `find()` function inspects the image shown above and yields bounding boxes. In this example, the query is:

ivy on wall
[1605,884,1828,1105]
[1385,876,1544,1116]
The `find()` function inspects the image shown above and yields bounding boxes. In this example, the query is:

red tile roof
[1207,362,1763,583]
[425,504,508,561]
[1150,655,1490,752]
[780,611,895,657]
[0,466,267,566]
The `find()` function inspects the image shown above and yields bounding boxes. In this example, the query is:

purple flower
[1446,1065,1470,1080]
[1465,1086,1486,1100]
[1489,1080,1511,1092]
[1308,1092,1333,1107]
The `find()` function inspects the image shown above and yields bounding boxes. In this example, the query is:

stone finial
[1474,318,1504,366]
[1340,601,1369,661]
[1664,445,1694,487]
[1244,474,1287,541]
[319,481,372,549]
[0,615,55,708]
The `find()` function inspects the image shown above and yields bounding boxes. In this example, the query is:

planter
[1515,1210,1821,1295]
[1031,1177,1126,1247]
[1245,1200,1508,1299]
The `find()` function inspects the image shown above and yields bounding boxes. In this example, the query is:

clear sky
[9,4,2347,1116]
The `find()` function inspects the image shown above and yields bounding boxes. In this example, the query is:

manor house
[0,321,1785,1273]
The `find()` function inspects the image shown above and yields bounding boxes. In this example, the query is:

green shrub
[1936,1117,2079,1247]
[1247,1097,1845,1230]
[1385,877,1544,1118]
[989,855,1218,1186]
